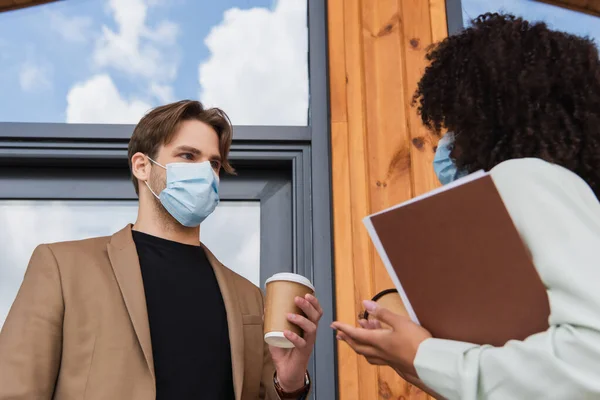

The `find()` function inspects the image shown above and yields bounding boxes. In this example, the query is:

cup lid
[264,331,295,348]
[265,272,315,291]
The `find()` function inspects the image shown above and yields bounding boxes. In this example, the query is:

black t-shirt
[132,230,235,400]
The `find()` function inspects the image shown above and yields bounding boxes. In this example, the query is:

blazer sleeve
[0,244,64,399]
[260,339,282,400]
[413,159,600,399]
[257,287,282,400]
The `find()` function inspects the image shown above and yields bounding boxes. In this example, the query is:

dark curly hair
[413,13,600,198]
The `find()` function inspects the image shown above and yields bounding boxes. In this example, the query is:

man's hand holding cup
[264,273,323,393]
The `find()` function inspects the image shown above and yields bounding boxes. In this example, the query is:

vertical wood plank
[343,0,379,398]
[329,1,450,399]
[429,0,449,43]
[331,121,360,400]
[328,0,349,124]
[361,0,421,397]
[362,0,413,224]
[400,0,441,197]
[328,0,360,398]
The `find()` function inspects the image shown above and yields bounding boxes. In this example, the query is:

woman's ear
[131,152,151,183]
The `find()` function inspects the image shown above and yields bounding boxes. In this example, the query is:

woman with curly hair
[332,13,600,399]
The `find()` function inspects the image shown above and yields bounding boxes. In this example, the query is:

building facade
[0,0,598,399]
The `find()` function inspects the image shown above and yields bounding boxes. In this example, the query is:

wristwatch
[273,371,310,399]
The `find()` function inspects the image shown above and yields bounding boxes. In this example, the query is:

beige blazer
[0,225,280,400]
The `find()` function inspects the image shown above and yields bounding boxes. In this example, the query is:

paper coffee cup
[365,289,407,329]
[264,272,315,348]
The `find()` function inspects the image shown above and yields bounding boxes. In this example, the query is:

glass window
[0,0,308,126]
[461,0,600,43]
[202,201,261,286]
[0,200,260,328]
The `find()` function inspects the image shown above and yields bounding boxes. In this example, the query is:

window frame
[446,0,465,35]
[0,162,295,286]
[0,0,335,398]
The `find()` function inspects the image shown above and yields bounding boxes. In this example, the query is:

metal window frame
[0,151,297,287]
[0,174,290,322]
[446,0,465,35]
[0,0,335,398]
[306,1,336,398]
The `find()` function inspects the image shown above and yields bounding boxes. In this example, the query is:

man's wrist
[277,374,305,392]
[274,371,310,398]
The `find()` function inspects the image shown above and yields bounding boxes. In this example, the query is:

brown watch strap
[273,371,310,398]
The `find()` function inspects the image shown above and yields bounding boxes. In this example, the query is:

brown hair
[128,100,235,194]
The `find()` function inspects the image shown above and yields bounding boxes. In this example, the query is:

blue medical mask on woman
[433,133,468,185]
[145,157,219,227]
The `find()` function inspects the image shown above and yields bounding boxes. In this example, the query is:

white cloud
[66,0,179,123]
[198,0,309,125]
[66,74,151,124]
[146,0,174,6]
[93,0,179,82]
[150,82,175,103]
[144,20,179,45]
[64,0,181,123]
[19,62,52,92]
[48,11,93,43]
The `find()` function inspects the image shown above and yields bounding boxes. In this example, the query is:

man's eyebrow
[173,145,221,161]
[173,145,201,155]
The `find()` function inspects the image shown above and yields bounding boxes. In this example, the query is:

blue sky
[0,0,308,125]
[462,0,600,42]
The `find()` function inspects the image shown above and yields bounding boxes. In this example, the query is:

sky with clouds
[0,0,308,125]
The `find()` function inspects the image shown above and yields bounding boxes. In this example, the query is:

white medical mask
[145,157,219,227]
[433,133,468,185]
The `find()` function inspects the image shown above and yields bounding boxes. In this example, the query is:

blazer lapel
[203,246,245,400]
[107,225,155,382]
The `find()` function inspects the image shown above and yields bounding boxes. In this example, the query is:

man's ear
[131,152,151,183]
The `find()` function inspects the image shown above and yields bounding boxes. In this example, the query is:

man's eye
[210,161,221,170]
[180,153,194,160]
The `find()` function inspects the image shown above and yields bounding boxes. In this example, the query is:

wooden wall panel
[329,0,448,399]
[343,0,380,398]
[536,0,600,17]
[429,0,449,43]
[0,0,58,13]
[361,0,416,397]
[400,0,440,197]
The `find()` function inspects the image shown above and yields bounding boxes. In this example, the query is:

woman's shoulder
[491,158,571,180]
[490,158,596,202]
[488,158,600,239]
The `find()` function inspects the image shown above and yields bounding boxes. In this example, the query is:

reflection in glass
[462,0,600,44]
[0,200,260,328]
[202,202,261,286]
[0,0,308,126]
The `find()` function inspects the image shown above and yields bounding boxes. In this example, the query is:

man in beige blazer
[0,100,322,399]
